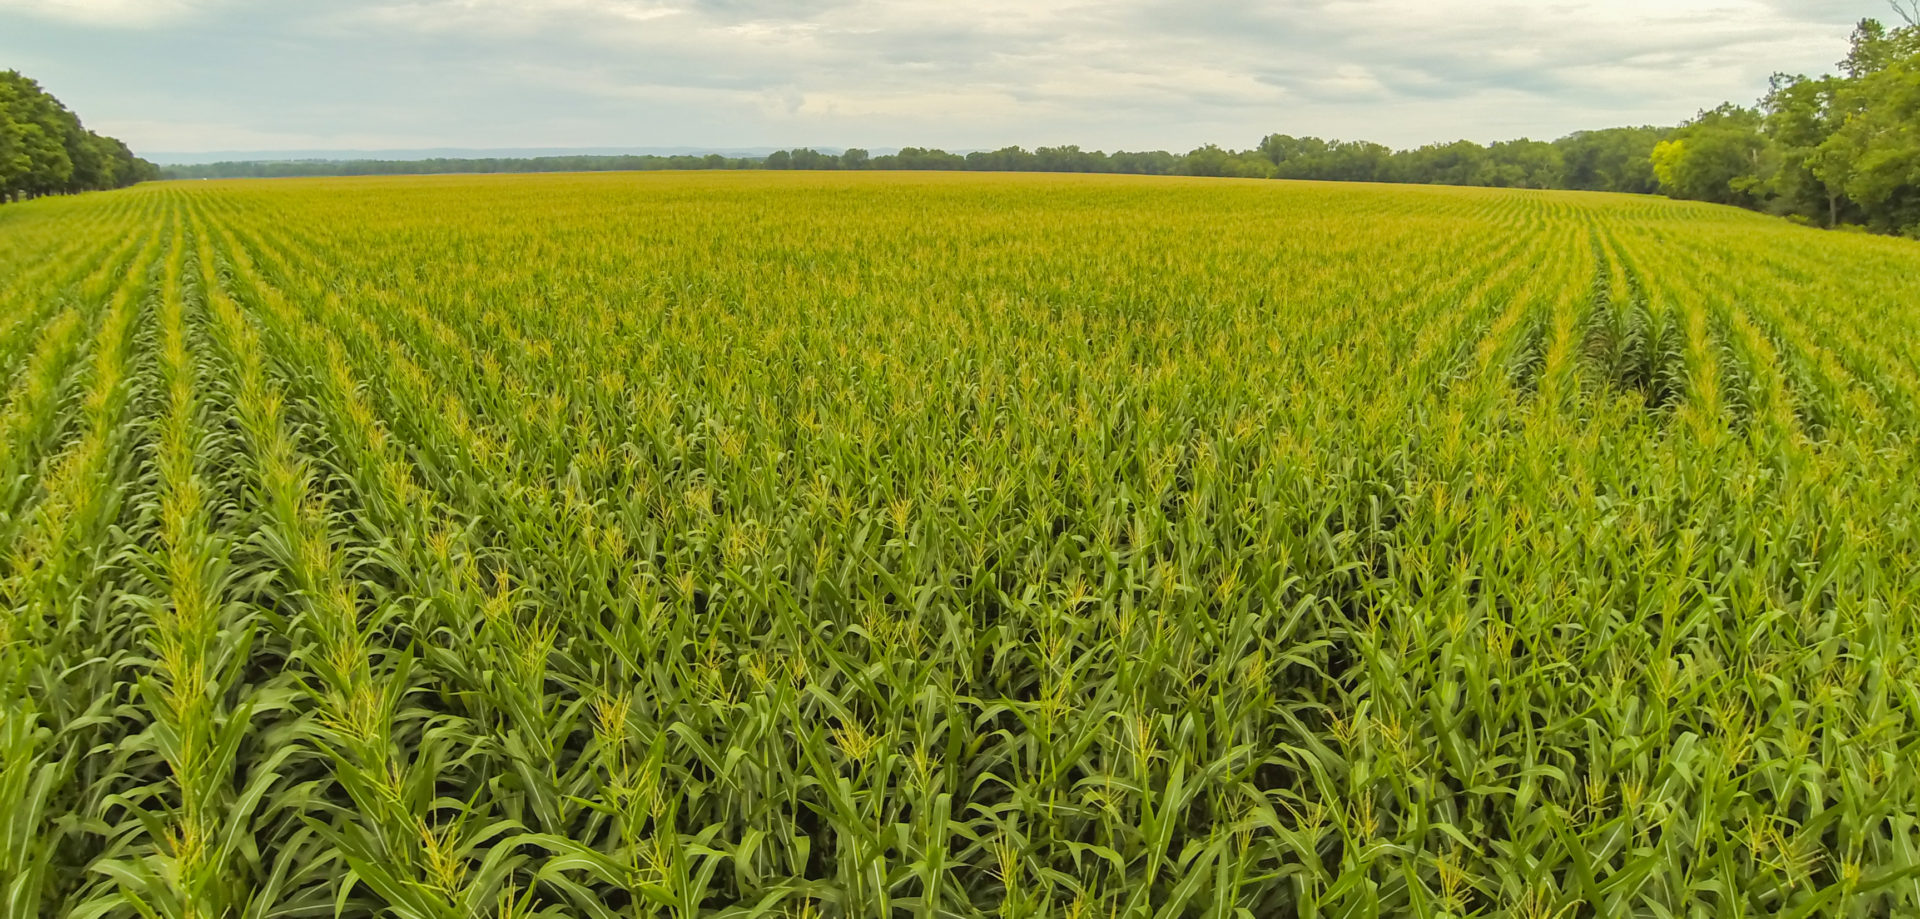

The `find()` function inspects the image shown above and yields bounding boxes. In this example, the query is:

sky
[0,0,1888,158]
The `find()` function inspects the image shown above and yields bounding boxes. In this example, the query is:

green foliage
[1817,52,1920,235]
[152,129,1656,198]
[1179,144,1275,178]
[1653,17,1920,235]
[1760,74,1846,224]
[1557,127,1668,194]
[1650,105,1766,207]
[4,172,1920,917]
[0,70,156,203]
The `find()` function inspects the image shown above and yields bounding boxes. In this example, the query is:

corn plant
[1,173,1918,918]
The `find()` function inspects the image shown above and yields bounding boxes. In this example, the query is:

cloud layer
[0,0,1876,154]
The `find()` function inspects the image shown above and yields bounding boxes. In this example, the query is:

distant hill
[146,146,858,166]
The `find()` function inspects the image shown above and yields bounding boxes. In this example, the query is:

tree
[1761,73,1848,224]
[1180,144,1273,178]
[965,146,1034,171]
[1555,127,1666,193]
[1482,139,1563,188]
[890,147,966,170]
[782,148,838,169]
[1817,53,1920,234]
[0,72,73,198]
[1651,104,1766,206]
[0,86,27,200]
[1108,150,1180,175]
[1034,145,1101,172]
[1845,19,1895,77]
[1397,139,1487,185]
[1257,134,1329,168]
[1266,139,1392,182]
[0,70,155,202]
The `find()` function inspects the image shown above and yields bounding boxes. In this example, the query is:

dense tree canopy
[0,71,158,202]
[1653,15,1920,235]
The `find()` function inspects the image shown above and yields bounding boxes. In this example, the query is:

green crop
[1,171,1918,918]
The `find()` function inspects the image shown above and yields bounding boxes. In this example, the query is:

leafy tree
[894,147,967,170]
[0,84,28,196]
[1107,150,1180,175]
[784,148,838,169]
[0,72,73,199]
[1397,140,1488,185]
[1761,73,1848,224]
[1843,18,1897,77]
[1267,139,1393,182]
[1651,104,1766,206]
[1034,145,1103,172]
[1257,134,1330,168]
[1476,139,1563,188]
[0,70,155,202]
[1181,144,1274,178]
[1556,127,1667,193]
[1817,49,1920,234]
[964,146,1035,171]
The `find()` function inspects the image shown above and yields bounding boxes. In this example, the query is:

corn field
[2,172,1918,918]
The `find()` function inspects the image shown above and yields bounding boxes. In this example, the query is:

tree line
[763,132,1669,195]
[161,153,763,179]
[159,132,1666,194]
[53,10,1920,236]
[1,71,159,203]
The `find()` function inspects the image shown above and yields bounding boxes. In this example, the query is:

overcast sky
[0,0,1883,157]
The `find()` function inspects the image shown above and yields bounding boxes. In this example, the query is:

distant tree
[0,72,73,199]
[840,147,870,169]
[1839,17,1920,76]
[1651,104,1766,206]
[1817,48,1920,233]
[784,148,838,169]
[1397,140,1488,185]
[1315,140,1394,182]
[1035,145,1100,172]
[1108,150,1180,174]
[1845,19,1895,77]
[0,88,27,197]
[964,146,1034,171]
[1257,134,1330,168]
[891,147,966,170]
[1555,127,1666,193]
[0,70,155,201]
[1180,144,1273,178]
[1760,73,1849,224]
[1478,139,1562,188]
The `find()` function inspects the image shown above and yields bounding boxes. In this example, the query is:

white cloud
[84,117,433,151]
[0,0,212,27]
[0,0,1873,153]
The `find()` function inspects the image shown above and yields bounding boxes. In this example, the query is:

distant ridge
[147,146,860,166]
